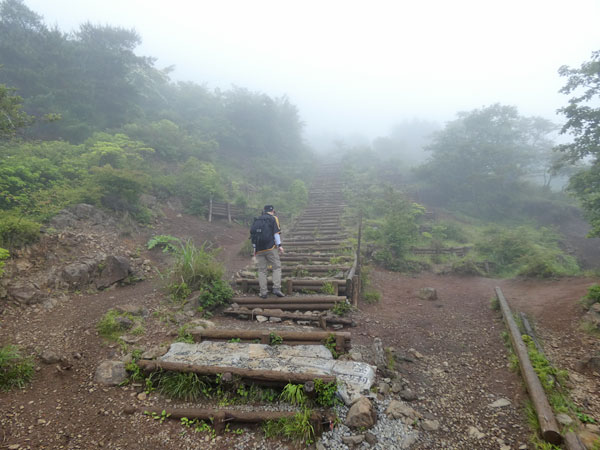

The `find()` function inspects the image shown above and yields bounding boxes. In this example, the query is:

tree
[555,51,600,236]
[0,83,31,139]
[556,50,600,162]
[417,104,556,217]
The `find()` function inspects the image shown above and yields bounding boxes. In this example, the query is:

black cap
[263,205,274,213]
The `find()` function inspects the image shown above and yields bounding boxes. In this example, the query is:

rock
[62,258,100,287]
[391,381,403,393]
[137,392,147,401]
[115,304,149,317]
[586,424,600,433]
[422,420,440,431]
[556,413,574,426]
[252,308,263,314]
[400,432,419,449]
[39,350,62,364]
[189,319,216,329]
[96,255,131,289]
[114,316,134,330]
[342,434,365,446]
[378,382,391,395]
[94,361,127,386]
[576,356,600,372]
[345,397,377,429]
[365,431,378,445]
[269,317,282,323]
[489,398,511,408]
[418,287,438,301]
[468,426,486,439]
[316,443,326,450]
[373,337,386,368]
[399,389,418,402]
[8,282,46,305]
[349,350,363,361]
[256,315,268,323]
[578,430,600,448]
[386,400,420,420]
[141,344,169,360]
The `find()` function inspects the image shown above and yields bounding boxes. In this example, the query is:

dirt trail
[1,203,599,449]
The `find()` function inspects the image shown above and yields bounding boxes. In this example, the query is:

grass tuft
[0,345,34,391]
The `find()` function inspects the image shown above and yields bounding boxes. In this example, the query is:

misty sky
[25,0,600,143]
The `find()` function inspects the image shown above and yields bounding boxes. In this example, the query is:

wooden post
[356,212,363,277]
[286,279,293,295]
[227,202,232,223]
[242,280,248,293]
[495,288,562,445]
[208,196,213,222]
[351,274,359,307]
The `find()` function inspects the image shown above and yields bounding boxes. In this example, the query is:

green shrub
[0,215,40,248]
[321,282,335,295]
[97,309,140,340]
[0,345,34,391]
[332,300,352,316]
[475,226,579,278]
[451,256,485,276]
[363,289,381,303]
[0,247,8,277]
[147,235,180,253]
[582,284,600,309]
[198,279,234,310]
[313,379,339,407]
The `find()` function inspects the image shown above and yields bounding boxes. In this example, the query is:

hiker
[251,205,285,299]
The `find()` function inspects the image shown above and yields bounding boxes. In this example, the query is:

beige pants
[256,248,282,295]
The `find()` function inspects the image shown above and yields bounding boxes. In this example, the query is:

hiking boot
[272,289,285,298]
[259,293,268,299]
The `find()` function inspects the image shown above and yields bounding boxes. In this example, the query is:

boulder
[345,397,377,429]
[96,255,131,289]
[94,361,127,386]
[62,258,100,287]
[8,281,46,305]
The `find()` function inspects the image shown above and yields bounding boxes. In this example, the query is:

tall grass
[166,240,233,308]
[0,345,34,391]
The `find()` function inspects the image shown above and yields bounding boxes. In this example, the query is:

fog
[25,0,600,149]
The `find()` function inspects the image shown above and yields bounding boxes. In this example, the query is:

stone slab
[161,342,376,403]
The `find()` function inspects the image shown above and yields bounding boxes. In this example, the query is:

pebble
[319,398,412,450]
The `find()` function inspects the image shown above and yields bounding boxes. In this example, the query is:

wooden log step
[280,256,351,262]
[232,295,342,304]
[236,278,346,286]
[232,303,337,311]
[129,407,334,435]
[225,308,355,326]
[191,329,351,351]
[282,265,351,272]
[136,360,336,384]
